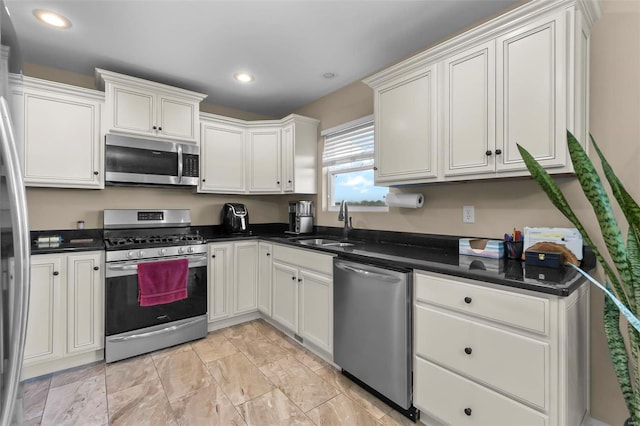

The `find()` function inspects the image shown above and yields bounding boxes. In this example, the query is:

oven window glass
[106,145,178,176]
[105,265,207,336]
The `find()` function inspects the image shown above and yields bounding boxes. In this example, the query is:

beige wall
[295,1,639,424]
[23,1,639,423]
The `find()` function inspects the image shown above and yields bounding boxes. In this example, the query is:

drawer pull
[464,408,472,416]
[464,296,472,304]
[464,347,473,355]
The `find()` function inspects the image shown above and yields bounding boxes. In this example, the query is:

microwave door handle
[177,144,183,184]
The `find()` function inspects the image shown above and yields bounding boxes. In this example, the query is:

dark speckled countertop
[30,224,591,296]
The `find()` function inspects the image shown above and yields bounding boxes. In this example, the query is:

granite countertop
[263,235,589,297]
[30,229,105,254]
[30,224,590,296]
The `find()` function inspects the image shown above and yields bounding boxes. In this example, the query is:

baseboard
[22,350,104,381]
[583,415,611,426]
[207,311,261,332]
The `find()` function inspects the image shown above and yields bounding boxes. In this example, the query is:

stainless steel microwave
[105,134,199,187]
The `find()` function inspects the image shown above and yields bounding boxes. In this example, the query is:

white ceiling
[6,0,520,117]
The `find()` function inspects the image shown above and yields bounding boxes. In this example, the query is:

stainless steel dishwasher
[333,258,418,420]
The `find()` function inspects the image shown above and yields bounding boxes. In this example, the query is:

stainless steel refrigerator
[0,1,31,424]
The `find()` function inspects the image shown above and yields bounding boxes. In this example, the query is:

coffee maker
[286,201,313,234]
[221,203,249,234]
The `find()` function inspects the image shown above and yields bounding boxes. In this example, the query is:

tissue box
[459,238,505,259]
[459,255,504,274]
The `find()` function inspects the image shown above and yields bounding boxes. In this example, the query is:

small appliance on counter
[286,201,314,235]
[221,203,250,234]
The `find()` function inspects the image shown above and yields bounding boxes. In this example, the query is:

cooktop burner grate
[104,233,205,250]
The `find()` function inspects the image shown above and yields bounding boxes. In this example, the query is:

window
[322,116,388,211]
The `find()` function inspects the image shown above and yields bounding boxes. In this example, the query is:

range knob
[159,248,167,256]
[178,247,186,254]
[187,247,195,253]
[138,250,145,257]
[127,251,134,259]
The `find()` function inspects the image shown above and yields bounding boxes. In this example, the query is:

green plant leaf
[517,143,630,308]
[567,131,636,313]
[604,295,635,416]
[592,135,640,313]
[591,135,640,233]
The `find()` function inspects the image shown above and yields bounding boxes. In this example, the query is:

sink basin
[297,238,355,247]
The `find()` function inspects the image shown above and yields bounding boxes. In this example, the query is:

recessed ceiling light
[234,72,254,83]
[33,9,71,29]
[323,72,336,79]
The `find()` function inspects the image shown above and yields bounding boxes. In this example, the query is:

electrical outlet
[463,205,475,223]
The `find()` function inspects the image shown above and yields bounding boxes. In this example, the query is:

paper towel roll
[386,192,424,208]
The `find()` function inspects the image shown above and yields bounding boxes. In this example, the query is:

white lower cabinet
[413,270,589,426]
[207,241,258,324]
[270,244,333,354]
[24,251,104,379]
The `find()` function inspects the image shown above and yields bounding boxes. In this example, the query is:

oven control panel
[106,243,207,262]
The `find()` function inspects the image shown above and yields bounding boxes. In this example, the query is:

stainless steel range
[103,209,208,363]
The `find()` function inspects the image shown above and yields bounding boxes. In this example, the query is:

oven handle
[108,317,203,342]
[106,254,208,277]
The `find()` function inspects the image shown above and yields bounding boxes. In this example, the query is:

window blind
[322,120,374,167]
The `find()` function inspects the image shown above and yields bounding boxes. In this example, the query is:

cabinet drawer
[415,271,549,335]
[273,244,334,275]
[415,305,548,409]
[415,357,548,426]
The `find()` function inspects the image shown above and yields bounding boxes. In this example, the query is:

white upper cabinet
[199,116,246,193]
[96,68,206,144]
[21,77,104,189]
[248,126,282,192]
[280,116,319,194]
[442,41,496,177]
[369,65,438,185]
[198,113,318,194]
[496,10,566,172]
[364,0,599,184]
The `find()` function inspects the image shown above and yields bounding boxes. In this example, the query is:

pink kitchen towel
[137,258,189,306]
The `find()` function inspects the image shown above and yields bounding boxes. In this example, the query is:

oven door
[105,254,207,336]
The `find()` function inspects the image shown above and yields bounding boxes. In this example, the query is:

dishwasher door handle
[335,262,403,282]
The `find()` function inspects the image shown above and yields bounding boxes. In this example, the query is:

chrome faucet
[338,200,353,239]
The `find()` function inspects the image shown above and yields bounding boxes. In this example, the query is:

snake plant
[518,131,640,424]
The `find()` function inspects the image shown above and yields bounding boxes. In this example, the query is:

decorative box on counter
[459,238,505,259]
[525,250,563,268]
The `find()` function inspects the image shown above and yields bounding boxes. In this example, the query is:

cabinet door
[23,87,102,189]
[158,94,198,142]
[374,65,438,184]
[24,255,63,365]
[248,127,281,192]
[258,242,273,316]
[233,241,258,315]
[443,42,496,177]
[272,261,298,332]
[208,243,233,322]
[200,121,246,193]
[281,123,295,192]
[66,252,104,355]
[110,84,156,135]
[496,11,566,172]
[299,269,332,353]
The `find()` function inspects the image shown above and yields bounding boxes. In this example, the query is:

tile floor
[23,319,416,426]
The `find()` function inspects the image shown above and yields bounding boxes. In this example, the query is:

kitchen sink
[297,238,355,247]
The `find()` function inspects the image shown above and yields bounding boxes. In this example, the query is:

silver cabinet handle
[0,97,31,426]
[335,262,401,282]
